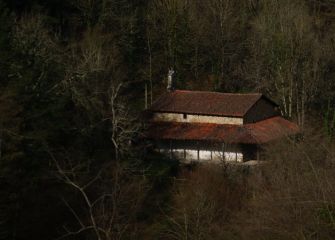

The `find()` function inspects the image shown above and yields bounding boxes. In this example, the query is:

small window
[183,113,187,119]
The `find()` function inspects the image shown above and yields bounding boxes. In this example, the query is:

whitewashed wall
[224,152,243,162]
[153,112,243,125]
[158,148,243,163]
[185,149,198,160]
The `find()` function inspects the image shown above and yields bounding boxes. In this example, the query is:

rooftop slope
[146,116,300,144]
[149,90,266,117]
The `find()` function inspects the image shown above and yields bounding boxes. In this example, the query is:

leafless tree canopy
[3,0,335,239]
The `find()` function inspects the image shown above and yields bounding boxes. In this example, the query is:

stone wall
[153,112,243,125]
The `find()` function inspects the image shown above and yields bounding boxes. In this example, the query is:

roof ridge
[242,94,264,115]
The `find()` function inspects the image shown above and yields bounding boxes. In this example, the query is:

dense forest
[2,0,335,239]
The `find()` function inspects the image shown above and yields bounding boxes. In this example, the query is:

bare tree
[245,0,330,128]
[232,127,335,240]
[50,150,148,240]
[163,166,246,240]
[62,27,140,160]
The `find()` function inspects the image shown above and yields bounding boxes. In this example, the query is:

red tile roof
[149,90,275,117]
[146,116,299,144]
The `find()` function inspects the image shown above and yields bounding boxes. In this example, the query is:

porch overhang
[145,116,299,144]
